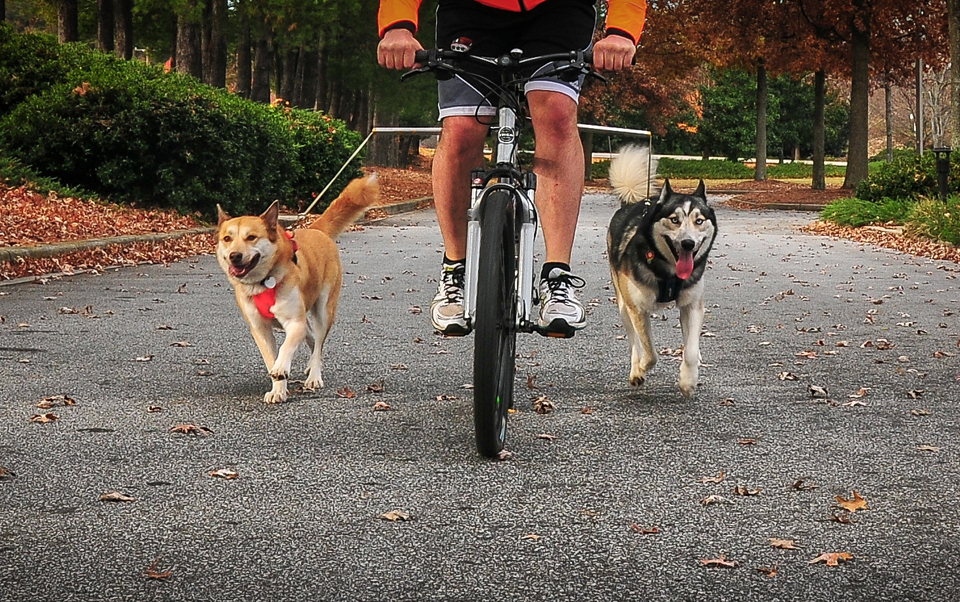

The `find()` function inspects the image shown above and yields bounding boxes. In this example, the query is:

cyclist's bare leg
[527,90,583,266]
[432,116,489,261]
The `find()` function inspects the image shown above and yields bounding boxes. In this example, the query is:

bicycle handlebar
[403,48,604,84]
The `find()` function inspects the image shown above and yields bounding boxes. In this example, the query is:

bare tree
[176,1,203,79]
[204,0,227,88]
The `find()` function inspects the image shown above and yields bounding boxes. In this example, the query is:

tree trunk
[316,37,329,111]
[950,0,960,146]
[236,0,251,98]
[58,0,79,43]
[754,62,768,181]
[884,77,893,162]
[97,0,114,53]
[251,26,274,103]
[176,2,203,79]
[204,0,227,88]
[1,1,6,22]
[369,109,401,167]
[296,47,319,109]
[812,70,826,191]
[842,21,870,190]
[113,0,133,59]
[280,47,298,104]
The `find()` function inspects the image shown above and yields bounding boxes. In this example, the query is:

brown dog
[216,174,378,403]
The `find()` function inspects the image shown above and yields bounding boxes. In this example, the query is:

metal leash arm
[297,126,441,220]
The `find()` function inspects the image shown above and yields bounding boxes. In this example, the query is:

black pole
[934,147,951,202]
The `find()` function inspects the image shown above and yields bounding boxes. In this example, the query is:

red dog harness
[252,231,298,319]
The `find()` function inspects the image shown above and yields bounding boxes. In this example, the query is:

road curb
[1,198,434,274]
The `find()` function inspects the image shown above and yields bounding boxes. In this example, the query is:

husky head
[215,201,282,284]
[650,180,717,280]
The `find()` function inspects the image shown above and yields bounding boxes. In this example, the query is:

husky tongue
[676,250,695,280]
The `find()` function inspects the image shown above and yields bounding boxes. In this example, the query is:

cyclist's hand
[592,35,636,72]
[377,29,423,70]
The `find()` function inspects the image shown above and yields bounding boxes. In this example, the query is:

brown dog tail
[309,173,380,238]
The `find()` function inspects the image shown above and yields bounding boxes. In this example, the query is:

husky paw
[629,374,647,387]
[678,381,697,398]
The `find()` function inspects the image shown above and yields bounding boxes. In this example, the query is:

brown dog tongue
[676,250,694,280]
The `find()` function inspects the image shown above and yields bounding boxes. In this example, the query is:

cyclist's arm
[594,0,647,71]
[378,0,422,38]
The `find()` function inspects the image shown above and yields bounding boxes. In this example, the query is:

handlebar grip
[583,50,593,65]
[414,49,429,64]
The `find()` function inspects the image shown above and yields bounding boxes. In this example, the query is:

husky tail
[309,173,380,238]
[609,145,655,206]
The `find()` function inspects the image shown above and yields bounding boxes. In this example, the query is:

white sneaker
[538,267,586,335]
[430,262,470,335]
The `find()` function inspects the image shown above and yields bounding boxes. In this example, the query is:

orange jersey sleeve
[606,0,647,44]
[378,0,423,38]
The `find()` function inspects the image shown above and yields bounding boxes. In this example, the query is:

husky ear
[694,180,707,200]
[260,200,280,230]
[658,179,673,204]
[217,204,231,226]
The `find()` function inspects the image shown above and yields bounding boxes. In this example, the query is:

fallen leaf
[777,371,799,381]
[526,374,538,389]
[911,409,931,416]
[580,406,594,414]
[170,341,192,348]
[372,401,391,411]
[496,449,514,461]
[99,491,137,502]
[847,387,869,398]
[520,533,541,541]
[134,355,154,362]
[147,406,163,413]
[917,445,941,453]
[737,438,757,445]
[808,385,829,399]
[380,510,411,521]
[836,490,868,512]
[733,485,761,496]
[0,467,16,480]
[701,555,738,568]
[144,558,172,580]
[30,413,59,423]
[809,552,853,566]
[36,395,76,409]
[701,494,728,506]
[830,511,855,524]
[209,468,239,479]
[906,389,925,399]
[409,305,423,314]
[336,387,356,399]
[756,564,778,578]
[366,380,385,393]
[533,395,554,414]
[630,524,660,535]
[719,397,736,406]
[701,471,725,484]
[791,479,818,491]
[770,538,799,550]
[169,424,212,436]
[536,433,557,442]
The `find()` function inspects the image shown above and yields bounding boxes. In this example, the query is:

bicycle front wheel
[473,190,518,458]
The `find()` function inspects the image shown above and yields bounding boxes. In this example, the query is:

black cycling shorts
[434,0,598,118]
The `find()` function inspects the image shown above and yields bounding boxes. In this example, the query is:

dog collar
[286,230,298,264]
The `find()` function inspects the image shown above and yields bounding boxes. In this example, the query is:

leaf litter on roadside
[169,424,212,436]
[810,552,853,566]
[100,491,137,502]
[36,394,76,409]
[836,490,868,512]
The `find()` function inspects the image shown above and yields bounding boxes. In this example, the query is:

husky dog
[607,146,717,397]
[216,175,378,403]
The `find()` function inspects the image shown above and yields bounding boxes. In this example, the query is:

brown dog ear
[217,204,231,225]
[260,201,280,230]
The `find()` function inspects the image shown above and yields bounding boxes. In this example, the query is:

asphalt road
[1,192,959,601]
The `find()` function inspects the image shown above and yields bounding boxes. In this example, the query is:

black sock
[443,254,465,267]
[541,262,570,280]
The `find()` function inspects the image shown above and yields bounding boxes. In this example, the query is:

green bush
[906,196,960,246]
[0,23,68,116]
[657,157,753,179]
[0,27,363,218]
[766,162,846,179]
[855,151,959,203]
[819,197,915,228]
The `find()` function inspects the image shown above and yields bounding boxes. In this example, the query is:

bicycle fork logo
[497,126,516,145]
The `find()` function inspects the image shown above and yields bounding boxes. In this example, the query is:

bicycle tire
[473,190,519,457]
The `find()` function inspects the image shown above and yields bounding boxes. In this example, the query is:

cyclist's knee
[528,93,578,140]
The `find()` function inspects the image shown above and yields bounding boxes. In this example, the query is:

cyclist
[377,0,646,336]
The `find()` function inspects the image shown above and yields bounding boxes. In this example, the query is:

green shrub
[0,23,69,116]
[905,196,960,246]
[855,151,960,203]
[766,162,846,179]
[819,197,915,227]
[657,157,753,180]
[0,28,363,218]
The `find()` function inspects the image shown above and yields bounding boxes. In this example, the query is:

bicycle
[402,48,646,457]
